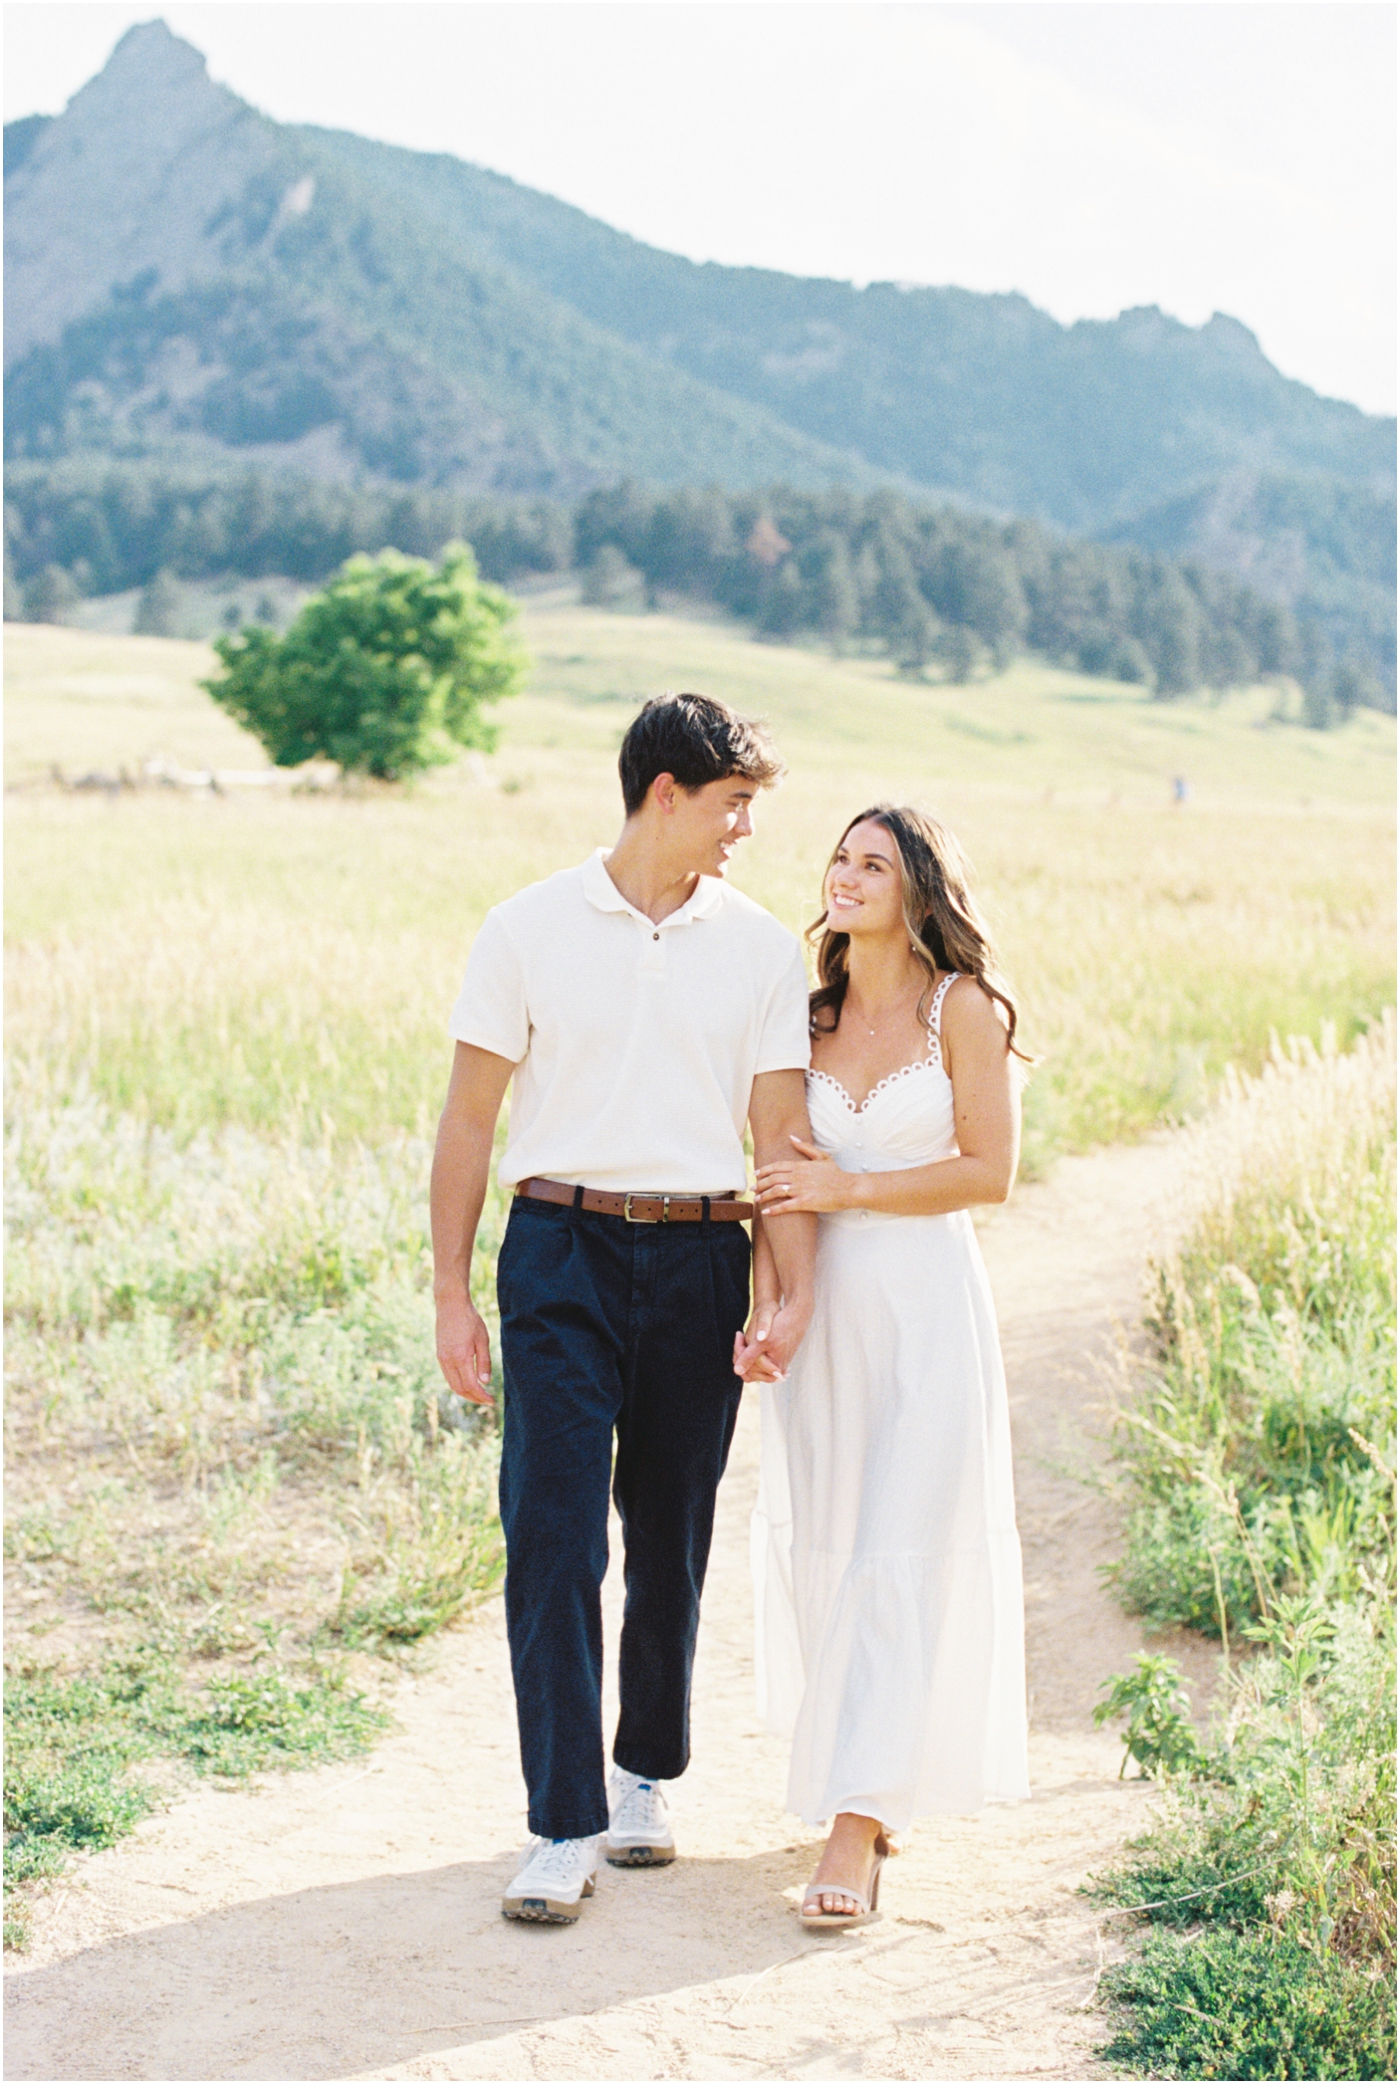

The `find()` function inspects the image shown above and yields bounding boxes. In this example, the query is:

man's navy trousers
[497,1192,751,1840]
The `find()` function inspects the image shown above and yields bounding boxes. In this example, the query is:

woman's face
[824,819,907,940]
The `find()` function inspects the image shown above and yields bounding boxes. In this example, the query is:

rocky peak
[4,16,275,366]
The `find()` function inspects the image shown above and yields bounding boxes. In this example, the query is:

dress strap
[926,971,961,1049]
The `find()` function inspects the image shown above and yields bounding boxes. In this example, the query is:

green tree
[22,563,80,624]
[1140,568,1206,696]
[3,546,25,622]
[869,539,937,674]
[203,544,526,780]
[758,558,807,638]
[807,533,859,649]
[133,568,184,636]
[934,624,979,683]
[580,544,646,611]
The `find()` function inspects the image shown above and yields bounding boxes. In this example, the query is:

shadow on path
[4,1844,842,2081]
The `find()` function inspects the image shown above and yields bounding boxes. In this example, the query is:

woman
[740,805,1030,1925]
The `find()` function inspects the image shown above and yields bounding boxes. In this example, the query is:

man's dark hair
[618,692,783,816]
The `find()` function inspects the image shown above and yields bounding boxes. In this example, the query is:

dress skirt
[752,1203,1030,1831]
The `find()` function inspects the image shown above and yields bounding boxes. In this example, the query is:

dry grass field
[6,607,1395,1161]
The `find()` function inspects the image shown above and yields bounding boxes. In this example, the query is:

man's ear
[651,772,679,816]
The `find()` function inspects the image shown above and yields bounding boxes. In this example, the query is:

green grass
[1108,1029,1395,1636]
[4,1654,388,1946]
[3,1086,505,1946]
[1094,1028,1396,2078]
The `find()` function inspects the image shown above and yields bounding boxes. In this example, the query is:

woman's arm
[757,981,1020,1220]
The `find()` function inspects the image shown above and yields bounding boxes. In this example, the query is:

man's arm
[743,1068,818,1376]
[431,1041,517,1405]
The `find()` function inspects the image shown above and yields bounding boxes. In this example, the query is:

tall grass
[1095,1024,1396,2080]
[6,784,1393,1171]
[1110,1024,1395,1634]
[4,1078,509,1942]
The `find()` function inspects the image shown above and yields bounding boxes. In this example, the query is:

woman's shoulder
[938,973,1008,1042]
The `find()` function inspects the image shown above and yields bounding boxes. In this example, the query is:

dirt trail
[6,1133,1223,2083]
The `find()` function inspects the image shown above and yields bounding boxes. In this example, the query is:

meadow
[4,602,1395,1961]
[7,606,1395,1166]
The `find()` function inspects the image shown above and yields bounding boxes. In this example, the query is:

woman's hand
[756,1137,856,1215]
[734,1299,784,1382]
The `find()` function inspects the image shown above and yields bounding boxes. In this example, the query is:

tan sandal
[799,1830,892,1928]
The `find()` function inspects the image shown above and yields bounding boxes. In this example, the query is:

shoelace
[612,1777,666,1832]
[522,1836,592,1886]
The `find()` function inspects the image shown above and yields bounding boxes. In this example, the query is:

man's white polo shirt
[448,849,811,1193]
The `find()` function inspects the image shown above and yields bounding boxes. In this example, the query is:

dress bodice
[805,972,959,1186]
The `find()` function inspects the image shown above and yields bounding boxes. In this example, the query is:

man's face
[668,773,758,878]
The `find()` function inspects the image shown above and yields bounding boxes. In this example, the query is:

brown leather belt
[515,1177,754,1223]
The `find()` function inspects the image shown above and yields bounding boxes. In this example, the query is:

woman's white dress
[752,973,1030,1831]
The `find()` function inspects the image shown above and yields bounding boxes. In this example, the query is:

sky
[5,0,1396,416]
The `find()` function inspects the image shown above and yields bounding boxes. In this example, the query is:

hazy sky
[5,1,1395,415]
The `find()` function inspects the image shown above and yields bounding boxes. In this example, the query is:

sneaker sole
[605,1841,676,1868]
[502,1877,594,1922]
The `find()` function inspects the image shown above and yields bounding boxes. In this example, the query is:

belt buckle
[623,1193,669,1223]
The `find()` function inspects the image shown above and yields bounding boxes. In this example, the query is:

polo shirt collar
[583,848,726,926]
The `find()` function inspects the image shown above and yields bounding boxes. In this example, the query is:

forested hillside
[1106,472,1395,690]
[7,462,1388,717]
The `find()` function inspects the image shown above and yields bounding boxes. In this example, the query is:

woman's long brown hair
[808,804,1031,1061]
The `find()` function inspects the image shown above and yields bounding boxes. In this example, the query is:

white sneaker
[501,1834,599,1922]
[605,1766,677,1867]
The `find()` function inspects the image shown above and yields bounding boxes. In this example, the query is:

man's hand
[430,1041,515,1405]
[436,1289,495,1406]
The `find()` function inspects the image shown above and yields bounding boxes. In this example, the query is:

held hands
[732,1293,813,1384]
[756,1137,855,1216]
[733,1300,780,1383]
[435,1291,496,1406]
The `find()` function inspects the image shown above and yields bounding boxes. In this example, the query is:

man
[432,692,817,1924]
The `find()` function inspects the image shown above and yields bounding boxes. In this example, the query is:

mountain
[2,24,876,496]
[6,19,1394,529]
[302,126,1396,531]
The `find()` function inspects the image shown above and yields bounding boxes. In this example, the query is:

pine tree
[133,569,184,637]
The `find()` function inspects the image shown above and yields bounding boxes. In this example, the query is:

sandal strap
[801,1882,871,1915]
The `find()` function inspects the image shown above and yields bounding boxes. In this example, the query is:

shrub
[1101,1926,1395,2080]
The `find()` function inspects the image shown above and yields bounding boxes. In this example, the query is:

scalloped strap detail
[926,971,960,1049]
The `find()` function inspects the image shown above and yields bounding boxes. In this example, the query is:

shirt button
[653,932,660,941]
